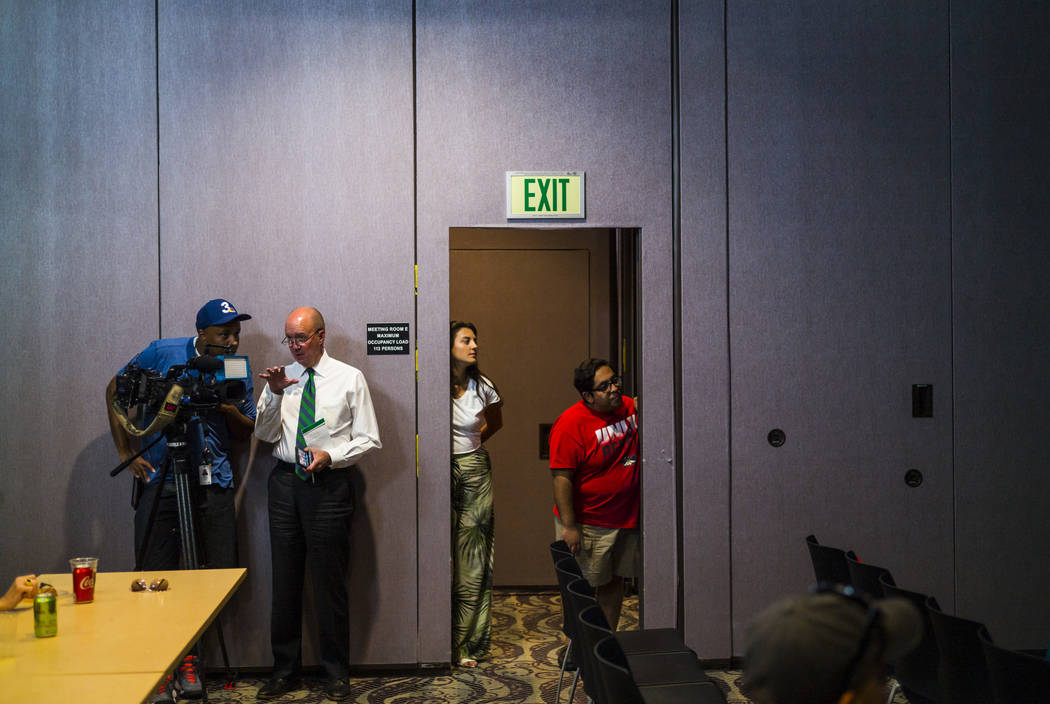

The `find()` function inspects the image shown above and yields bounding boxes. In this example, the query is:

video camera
[111,355,249,438]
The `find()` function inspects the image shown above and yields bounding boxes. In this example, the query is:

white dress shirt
[255,350,381,468]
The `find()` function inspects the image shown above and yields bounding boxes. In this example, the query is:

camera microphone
[187,355,224,373]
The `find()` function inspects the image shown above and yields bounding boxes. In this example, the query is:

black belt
[275,459,349,481]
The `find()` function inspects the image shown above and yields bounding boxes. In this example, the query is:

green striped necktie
[294,367,316,481]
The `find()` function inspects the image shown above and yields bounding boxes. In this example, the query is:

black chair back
[805,534,852,586]
[926,596,994,704]
[551,539,573,563]
[571,601,606,701]
[879,575,938,704]
[845,550,894,598]
[550,551,584,704]
[979,625,1050,704]
[553,556,584,637]
[563,576,597,640]
[593,635,642,704]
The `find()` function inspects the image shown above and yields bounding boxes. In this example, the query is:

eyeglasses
[811,583,884,696]
[131,577,169,592]
[281,328,322,348]
[592,375,622,393]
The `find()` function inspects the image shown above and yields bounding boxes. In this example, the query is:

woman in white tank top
[450,321,503,668]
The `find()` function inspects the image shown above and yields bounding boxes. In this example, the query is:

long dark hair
[450,320,499,401]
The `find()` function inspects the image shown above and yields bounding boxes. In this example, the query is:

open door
[450,227,639,586]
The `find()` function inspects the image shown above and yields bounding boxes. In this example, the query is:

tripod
[111,416,235,698]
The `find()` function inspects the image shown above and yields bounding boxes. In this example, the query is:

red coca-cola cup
[69,557,98,603]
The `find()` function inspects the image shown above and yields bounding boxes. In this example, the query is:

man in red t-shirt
[550,358,639,630]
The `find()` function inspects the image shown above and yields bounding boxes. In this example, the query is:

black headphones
[810,582,886,696]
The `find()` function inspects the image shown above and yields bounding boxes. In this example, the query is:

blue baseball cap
[196,299,252,330]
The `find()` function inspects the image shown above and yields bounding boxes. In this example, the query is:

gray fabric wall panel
[0,2,158,579]
[9,0,1050,667]
[678,1,732,658]
[157,0,416,665]
[726,1,953,651]
[951,1,1050,649]
[416,0,677,653]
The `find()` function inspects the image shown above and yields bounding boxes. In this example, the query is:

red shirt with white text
[549,397,639,529]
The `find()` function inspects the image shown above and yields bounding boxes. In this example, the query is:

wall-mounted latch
[912,384,933,418]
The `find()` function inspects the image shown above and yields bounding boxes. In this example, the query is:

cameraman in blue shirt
[105,298,256,702]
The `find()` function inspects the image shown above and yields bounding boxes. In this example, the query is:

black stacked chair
[926,596,994,704]
[617,621,696,658]
[592,634,726,704]
[559,563,692,660]
[879,574,939,704]
[577,604,710,689]
[845,550,894,598]
[551,539,574,562]
[552,538,711,702]
[564,577,604,702]
[550,543,579,645]
[978,625,1050,704]
[552,555,586,704]
[805,534,852,586]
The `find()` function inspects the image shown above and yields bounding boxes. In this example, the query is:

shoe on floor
[325,677,352,701]
[256,675,300,700]
[176,653,204,699]
[149,672,175,704]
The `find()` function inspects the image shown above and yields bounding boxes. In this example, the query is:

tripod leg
[134,462,171,571]
[174,472,200,569]
[175,470,199,571]
[214,616,236,691]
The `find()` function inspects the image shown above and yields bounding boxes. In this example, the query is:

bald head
[285,307,326,368]
[287,307,324,330]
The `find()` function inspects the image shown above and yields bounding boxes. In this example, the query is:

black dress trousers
[135,480,238,570]
[268,461,355,680]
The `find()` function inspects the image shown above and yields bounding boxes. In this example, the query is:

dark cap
[196,299,251,330]
[743,590,922,704]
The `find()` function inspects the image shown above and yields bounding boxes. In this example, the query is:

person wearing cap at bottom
[743,584,923,704]
[105,298,257,703]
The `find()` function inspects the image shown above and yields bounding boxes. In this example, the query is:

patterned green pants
[452,447,494,661]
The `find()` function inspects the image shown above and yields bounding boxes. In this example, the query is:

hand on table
[0,574,39,611]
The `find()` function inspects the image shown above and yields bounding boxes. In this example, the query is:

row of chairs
[550,540,726,704]
[806,534,1050,704]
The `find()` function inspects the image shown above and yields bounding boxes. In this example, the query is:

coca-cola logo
[79,574,95,590]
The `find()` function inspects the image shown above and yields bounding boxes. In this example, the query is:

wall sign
[506,171,585,219]
[366,323,411,355]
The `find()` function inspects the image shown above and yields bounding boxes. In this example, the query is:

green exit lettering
[523,177,571,212]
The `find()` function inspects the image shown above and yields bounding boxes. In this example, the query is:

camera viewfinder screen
[222,356,249,380]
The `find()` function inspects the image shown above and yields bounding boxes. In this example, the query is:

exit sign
[506,171,585,219]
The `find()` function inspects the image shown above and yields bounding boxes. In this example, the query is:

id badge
[198,463,213,486]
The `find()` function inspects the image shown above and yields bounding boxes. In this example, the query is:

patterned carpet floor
[195,590,896,703]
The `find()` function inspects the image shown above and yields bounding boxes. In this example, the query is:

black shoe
[325,677,352,701]
[256,676,299,700]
